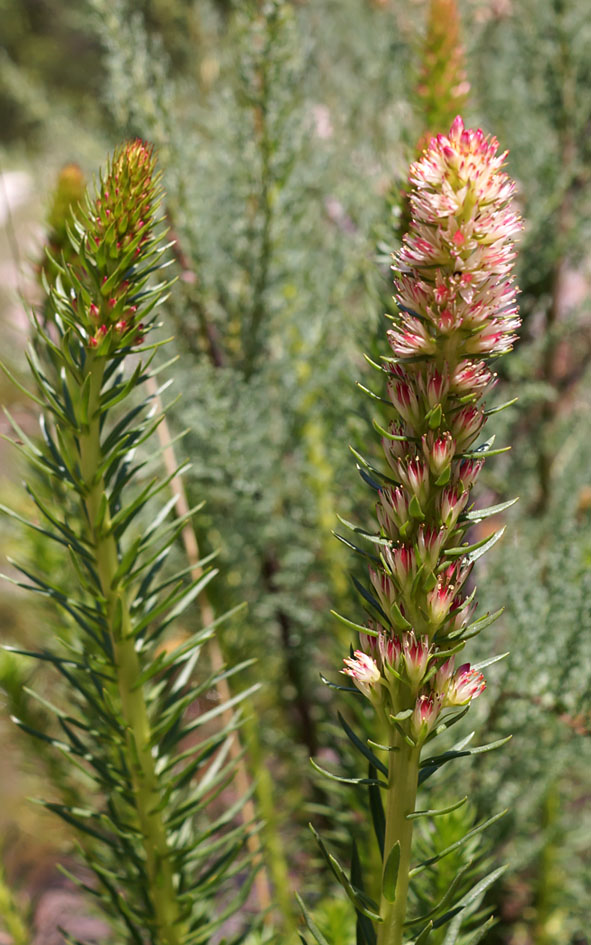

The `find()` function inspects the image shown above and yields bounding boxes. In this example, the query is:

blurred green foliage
[1,1,591,943]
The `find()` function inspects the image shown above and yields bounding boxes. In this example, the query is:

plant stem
[378,734,420,945]
[78,359,185,945]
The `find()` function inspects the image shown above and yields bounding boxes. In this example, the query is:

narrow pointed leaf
[382,841,400,903]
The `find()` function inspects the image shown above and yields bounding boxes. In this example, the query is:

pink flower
[342,651,381,700]
[450,360,494,396]
[443,663,486,706]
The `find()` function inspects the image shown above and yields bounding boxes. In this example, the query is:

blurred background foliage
[0,0,590,943]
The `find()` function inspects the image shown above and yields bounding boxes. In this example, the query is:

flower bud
[382,545,418,593]
[422,431,455,478]
[402,632,431,688]
[397,457,430,507]
[450,405,484,450]
[377,487,410,538]
[410,693,443,742]
[379,632,403,673]
[426,580,456,627]
[382,424,413,473]
[455,459,484,492]
[415,526,446,571]
[446,595,477,635]
[419,364,449,411]
[369,568,398,616]
[434,657,455,692]
[387,377,422,430]
[387,318,437,360]
[438,486,469,530]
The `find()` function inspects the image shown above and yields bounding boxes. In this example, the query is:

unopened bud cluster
[51,141,162,353]
[344,117,521,744]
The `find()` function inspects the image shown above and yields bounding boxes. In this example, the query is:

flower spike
[313,118,520,945]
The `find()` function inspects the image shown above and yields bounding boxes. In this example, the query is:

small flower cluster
[61,141,162,352]
[343,117,520,744]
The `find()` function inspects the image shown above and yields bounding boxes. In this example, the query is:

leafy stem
[78,355,185,945]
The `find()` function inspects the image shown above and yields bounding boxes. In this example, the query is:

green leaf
[337,713,388,776]
[295,893,331,945]
[334,532,381,564]
[351,576,389,622]
[405,863,471,927]
[382,841,400,902]
[372,418,417,443]
[419,736,511,782]
[463,497,518,522]
[460,446,510,459]
[336,514,391,547]
[410,811,508,876]
[319,673,361,695]
[309,825,382,922]
[413,920,433,944]
[406,796,468,820]
[310,758,386,788]
[435,466,451,486]
[484,397,518,415]
[432,907,465,930]
[409,495,425,520]
[368,764,385,856]
[451,607,504,641]
[391,601,412,630]
[471,652,509,672]
[330,610,378,636]
[427,404,442,428]
[444,527,505,560]
[442,868,506,944]
[357,382,391,406]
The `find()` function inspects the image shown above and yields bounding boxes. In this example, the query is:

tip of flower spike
[449,114,464,138]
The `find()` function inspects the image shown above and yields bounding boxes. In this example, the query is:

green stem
[78,358,185,945]
[378,733,420,945]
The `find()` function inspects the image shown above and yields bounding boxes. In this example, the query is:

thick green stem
[78,359,185,945]
[378,733,420,945]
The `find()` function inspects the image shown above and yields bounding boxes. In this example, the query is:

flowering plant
[301,117,521,945]
[2,142,255,944]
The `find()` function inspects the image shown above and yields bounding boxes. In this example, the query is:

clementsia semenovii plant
[3,141,255,945]
[302,117,521,945]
